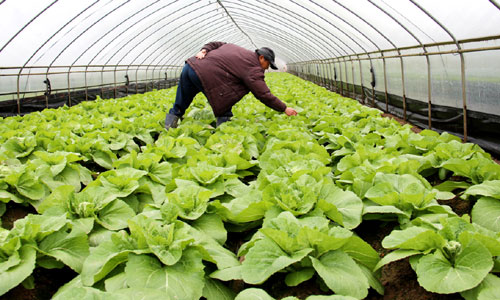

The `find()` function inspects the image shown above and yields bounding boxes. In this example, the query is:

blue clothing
[169,63,204,117]
[168,63,233,118]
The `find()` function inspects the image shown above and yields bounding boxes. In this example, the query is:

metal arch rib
[109,2,213,66]
[226,1,348,58]
[408,0,458,46]
[163,20,306,65]
[141,28,248,79]
[161,7,322,64]
[157,26,251,66]
[86,1,183,66]
[71,0,162,66]
[164,15,306,61]
[116,3,220,91]
[137,24,242,86]
[47,0,131,70]
[138,16,232,66]
[0,0,59,54]
[228,12,324,60]
[117,7,226,93]
[367,0,423,46]
[216,0,257,49]
[148,23,242,78]
[310,0,381,52]
[134,9,229,66]
[489,0,500,10]
[113,2,216,66]
[231,25,314,62]
[20,1,99,69]
[223,4,333,59]
[409,0,468,141]
[331,0,395,50]
[152,20,240,65]
[252,0,352,55]
[290,0,368,54]
[227,3,352,54]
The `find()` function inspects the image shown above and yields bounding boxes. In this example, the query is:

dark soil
[438,195,473,217]
[1,196,474,300]
[356,221,462,300]
[1,202,36,230]
[0,267,76,300]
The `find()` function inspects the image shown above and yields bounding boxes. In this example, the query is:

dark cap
[256,47,278,70]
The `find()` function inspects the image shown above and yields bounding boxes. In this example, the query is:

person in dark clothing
[165,41,297,129]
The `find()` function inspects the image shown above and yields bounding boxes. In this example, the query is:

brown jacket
[186,42,287,117]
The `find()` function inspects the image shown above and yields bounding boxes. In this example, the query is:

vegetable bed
[1,72,499,300]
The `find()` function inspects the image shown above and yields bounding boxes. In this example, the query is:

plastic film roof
[2,0,500,67]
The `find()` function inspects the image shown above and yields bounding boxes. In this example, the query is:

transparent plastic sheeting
[3,0,500,66]
[1,0,500,115]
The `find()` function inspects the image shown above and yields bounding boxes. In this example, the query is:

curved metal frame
[234,0,351,58]
[409,0,468,141]
[224,3,339,58]
[51,0,133,105]
[1,0,499,139]
[224,13,326,59]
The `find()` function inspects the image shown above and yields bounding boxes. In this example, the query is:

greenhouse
[1,0,500,299]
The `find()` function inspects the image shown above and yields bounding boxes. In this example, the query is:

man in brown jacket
[165,41,297,129]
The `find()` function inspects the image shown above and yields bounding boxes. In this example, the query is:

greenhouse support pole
[316,63,320,86]
[382,54,389,113]
[43,77,50,109]
[334,61,339,95]
[308,64,311,83]
[326,60,334,91]
[67,67,72,106]
[125,65,132,94]
[350,58,356,99]
[322,61,327,88]
[331,61,336,92]
[460,53,468,141]
[151,65,158,91]
[316,62,319,85]
[125,74,129,95]
[322,61,328,90]
[100,66,105,99]
[16,73,21,114]
[165,67,169,89]
[156,66,161,90]
[85,66,89,101]
[342,58,348,97]
[135,66,139,94]
[357,55,366,105]
[113,66,118,99]
[145,65,151,93]
[399,52,407,121]
[311,64,314,83]
[426,50,432,129]
[370,62,376,107]
[322,61,327,89]
[319,62,322,86]
[338,60,344,96]
[409,0,468,141]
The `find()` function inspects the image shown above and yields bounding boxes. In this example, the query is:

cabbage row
[1,73,500,299]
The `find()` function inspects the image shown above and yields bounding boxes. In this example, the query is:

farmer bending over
[164,41,298,129]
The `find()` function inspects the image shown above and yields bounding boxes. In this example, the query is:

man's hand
[285,107,298,116]
[196,49,207,59]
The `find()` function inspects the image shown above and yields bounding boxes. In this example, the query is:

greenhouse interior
[1,0,500,299]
